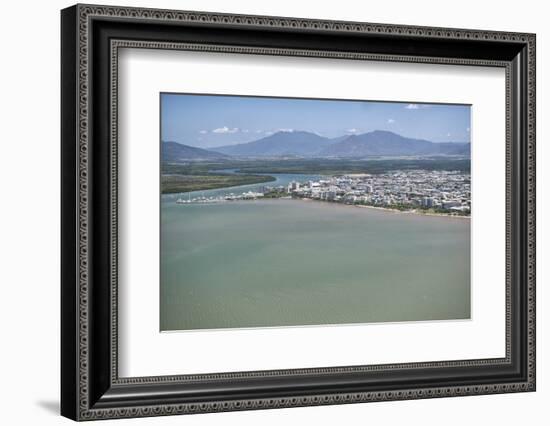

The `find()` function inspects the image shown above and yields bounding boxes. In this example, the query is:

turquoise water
[160,191,471,331]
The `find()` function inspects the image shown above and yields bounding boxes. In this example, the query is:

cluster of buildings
[270,170,471,215]
[175,170,471,216]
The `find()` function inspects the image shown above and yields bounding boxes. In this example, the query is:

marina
[176,190,269,204]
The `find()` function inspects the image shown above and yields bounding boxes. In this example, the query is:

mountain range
[319,130,470,157]
[162,130,470,162]
[162,141,230,162]
[213,131,334,157]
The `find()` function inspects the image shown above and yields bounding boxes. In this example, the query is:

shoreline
[353,202,470,219]
[172,195,470,219]
[165,174,470,220]
[297,198,470,219]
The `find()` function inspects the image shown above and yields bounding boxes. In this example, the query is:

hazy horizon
[161,93,471,149]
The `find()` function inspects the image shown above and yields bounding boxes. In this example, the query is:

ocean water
[160,197,471,331]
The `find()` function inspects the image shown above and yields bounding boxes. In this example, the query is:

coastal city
[176,169,471,216]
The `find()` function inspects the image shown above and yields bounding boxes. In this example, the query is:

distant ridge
[162,141,230,162]
[166,131,470,162]
[212,131,333,157]
[319,130,470,157]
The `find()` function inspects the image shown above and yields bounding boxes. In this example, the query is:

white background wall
[0,0,546,424]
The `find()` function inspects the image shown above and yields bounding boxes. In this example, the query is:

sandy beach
[297,197,470,219]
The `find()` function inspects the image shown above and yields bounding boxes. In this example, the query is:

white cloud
[346,128,358,133]
[278,128,294,133]
[387,118,395,124]
[264,131,274,136]
[212,126,239,134]
[242,129,249,133]
[405,104,420,110]
[199,130,208,134]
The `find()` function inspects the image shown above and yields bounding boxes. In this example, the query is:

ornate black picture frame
[61,4,536,421]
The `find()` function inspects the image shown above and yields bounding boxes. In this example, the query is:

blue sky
[161,93,471,148]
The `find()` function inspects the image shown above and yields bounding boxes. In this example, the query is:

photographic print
[160,94,472,331]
